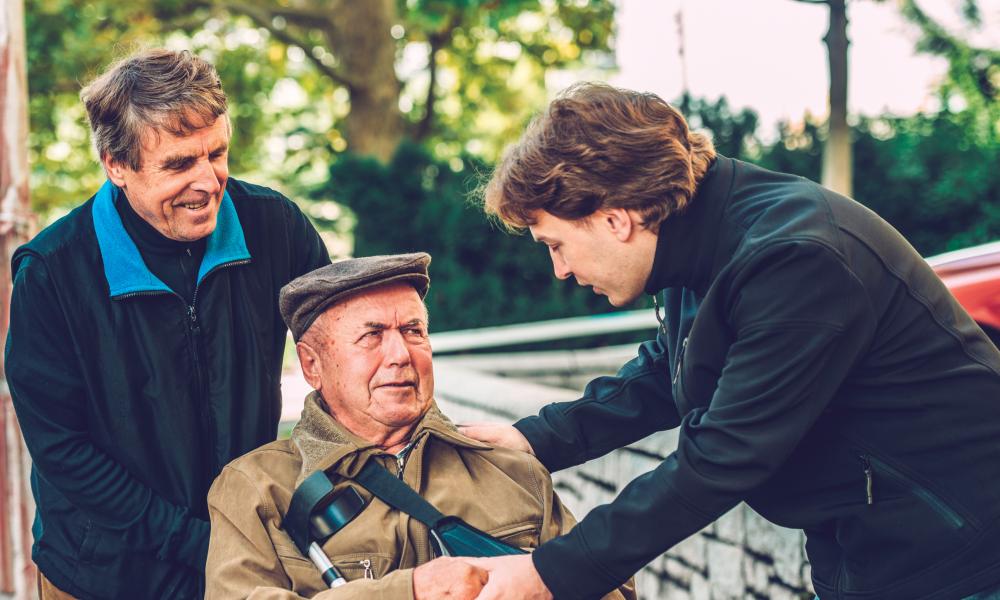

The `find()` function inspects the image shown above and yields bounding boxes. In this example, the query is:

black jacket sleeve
[529,242,877,599]
[4,256,209,571]
[514,336,681,473]
[285,197,330,277]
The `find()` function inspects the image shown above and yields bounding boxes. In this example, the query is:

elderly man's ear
[296,341,323,392]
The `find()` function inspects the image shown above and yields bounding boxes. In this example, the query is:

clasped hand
[413,554,552,600]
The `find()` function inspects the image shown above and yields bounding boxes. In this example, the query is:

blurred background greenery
[25,0,1000,332]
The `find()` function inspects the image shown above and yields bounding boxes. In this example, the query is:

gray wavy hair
[80,48,228,171]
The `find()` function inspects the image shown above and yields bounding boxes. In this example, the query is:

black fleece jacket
[516,156,1000,600]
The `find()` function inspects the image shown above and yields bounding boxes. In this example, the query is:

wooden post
[1,0,38,597]
[822,0,852,197]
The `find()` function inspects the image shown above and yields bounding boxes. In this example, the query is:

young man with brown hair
[462,82,1000,600]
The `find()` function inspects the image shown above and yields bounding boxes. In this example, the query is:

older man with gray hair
[4,49,329,599]
[205,254,635,600]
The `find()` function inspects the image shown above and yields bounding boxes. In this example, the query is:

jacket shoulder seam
[219,463,278,523]
[838,228,1000,377]
[561,366,662,416]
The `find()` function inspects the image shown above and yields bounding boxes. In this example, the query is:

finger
[457,425,496,438]
[458,557,493,571]
[474,579,503,600]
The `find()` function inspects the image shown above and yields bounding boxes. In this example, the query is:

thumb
[474,578,503,600]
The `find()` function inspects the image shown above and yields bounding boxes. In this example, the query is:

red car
[927,240,1000,347]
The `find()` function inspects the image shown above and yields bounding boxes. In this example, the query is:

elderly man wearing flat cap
[204,253,634,600]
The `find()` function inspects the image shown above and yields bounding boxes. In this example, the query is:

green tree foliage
[681,100,999,257]
[25,0,615,218]
[324,143,625,332]
[899,0,999,142]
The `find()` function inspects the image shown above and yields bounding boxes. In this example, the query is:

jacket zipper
[861,456,873,505]
[673,337,689,385]
[359,558,373,579]
[860,454,965,529]
[188,259,251,471]
[119,260,251,470]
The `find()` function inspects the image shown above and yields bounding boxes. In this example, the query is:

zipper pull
[652,294,668,335]
[673,337,689,385]
[187,305,197,324]
[861,456,874,505]
[359,558,373,579]
[396,453,406,479]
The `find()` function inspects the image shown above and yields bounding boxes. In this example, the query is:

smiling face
[529,208,659,307]
[103,115,230,242]
[296,283,434,449]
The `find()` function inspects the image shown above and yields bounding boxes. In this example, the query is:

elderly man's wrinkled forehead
[301,282,429,344]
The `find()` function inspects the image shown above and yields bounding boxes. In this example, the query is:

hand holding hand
[413,557,489,600]
[461,555,553,600]
[458,423,534,455]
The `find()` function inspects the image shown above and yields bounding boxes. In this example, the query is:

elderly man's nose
[383,330,412,365]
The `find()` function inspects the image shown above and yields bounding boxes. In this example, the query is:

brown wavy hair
[482,82,715,230]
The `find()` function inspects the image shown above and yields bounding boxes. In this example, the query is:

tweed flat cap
[280,252,431,340]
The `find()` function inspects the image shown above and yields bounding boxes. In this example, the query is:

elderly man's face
[298,283,434,445]
[104,115,230,242]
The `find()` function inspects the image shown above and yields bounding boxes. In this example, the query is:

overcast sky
[605,0,999,135]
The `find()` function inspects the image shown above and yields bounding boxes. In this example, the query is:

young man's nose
[551,255,572,280]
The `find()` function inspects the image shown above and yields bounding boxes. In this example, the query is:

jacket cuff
[514,415,563,472]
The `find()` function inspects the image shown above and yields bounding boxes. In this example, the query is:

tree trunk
[1,0,38,597]
[332,0,403,162]
[822,0,852,196]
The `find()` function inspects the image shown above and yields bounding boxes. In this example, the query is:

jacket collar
[91,179,251,298]
[290,391,491,486]
[644,155,735,297]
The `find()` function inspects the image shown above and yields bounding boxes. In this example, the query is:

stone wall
[434,361,815,600]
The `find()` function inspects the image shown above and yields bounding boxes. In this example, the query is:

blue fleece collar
[92,180,251,298]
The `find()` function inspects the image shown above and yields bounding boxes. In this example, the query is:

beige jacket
[206,393,635,599]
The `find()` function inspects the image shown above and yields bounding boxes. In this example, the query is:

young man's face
[105,115,230,242]
[528,209,655,307]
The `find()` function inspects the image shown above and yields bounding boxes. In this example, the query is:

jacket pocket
[278,548,393,594]
[488,521,540,550]
[328,552,393,581]
[77,520,98,563]
[834,454,982,593]
[672,336,691,412]
[860,454,976,535]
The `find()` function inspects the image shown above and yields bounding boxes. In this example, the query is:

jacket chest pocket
[673,334,726,413]
[488,521,540,551]
[279,547,393,593]
[674,336,702,413]
[329,552,393,581]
